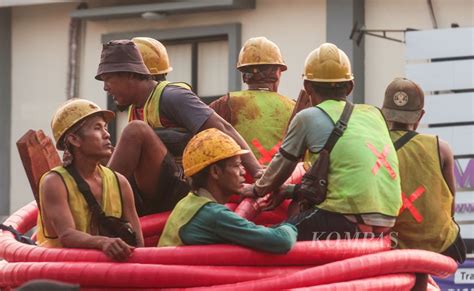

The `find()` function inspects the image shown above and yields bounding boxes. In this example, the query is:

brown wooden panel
[16,130,61,205]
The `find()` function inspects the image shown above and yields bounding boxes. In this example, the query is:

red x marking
[367,143,397,180]
[399,186,425,223]
[252,139,282,164]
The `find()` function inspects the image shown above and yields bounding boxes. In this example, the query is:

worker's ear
[65,133,81,148]
[413,109,425,131]
[303,80,314,97]
[209,164,222,180]
[345,80,354,96]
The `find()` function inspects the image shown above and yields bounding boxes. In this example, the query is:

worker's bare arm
[439,138,456,215]
[40,172,134,261]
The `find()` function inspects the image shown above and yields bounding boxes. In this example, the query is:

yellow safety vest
[391,131,458,252]
[308,100,402,216]
[128,81,191,129]
[229,90,294,165]
[158,192,212,247]
[36,165,123,248]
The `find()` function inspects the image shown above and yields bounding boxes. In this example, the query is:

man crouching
[37,98,144,261]
[158,128,297,253]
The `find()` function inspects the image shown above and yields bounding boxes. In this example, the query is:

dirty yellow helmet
[237,37,287,71]
[183,128,249,177]
[132,37,173,75]
[51,98,115,150]
[303,43,354,83]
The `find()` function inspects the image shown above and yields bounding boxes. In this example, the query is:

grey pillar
[327,0,365,104]
[0,8,11,216]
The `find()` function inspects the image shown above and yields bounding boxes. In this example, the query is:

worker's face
[216,155,246,196]
[101,72,137,107]
[70,115,113,159]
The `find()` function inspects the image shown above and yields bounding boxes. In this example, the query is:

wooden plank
[423,92,474,124]
[16,130,61,205]
[406,27,474,60]
[419,125,474,156]
[406,59,474,92]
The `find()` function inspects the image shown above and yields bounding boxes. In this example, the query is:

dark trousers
[442,231,467,264]
[132,153,190,216]
[286,207,360,241]
[288,207,467,264]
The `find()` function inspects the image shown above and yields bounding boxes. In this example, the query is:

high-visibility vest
[391,130,458,252]
[158,192,213,247]
[37,165,123,248]
[128,81,191,129]
[228,90,294,165]
[307,100,401,216]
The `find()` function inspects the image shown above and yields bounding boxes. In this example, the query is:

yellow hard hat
[237,37,287,71]
[132,37,173,75]
[183,128,249,177]
[51,98,115,150]
[303,43,354,83]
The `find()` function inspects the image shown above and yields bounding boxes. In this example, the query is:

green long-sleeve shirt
[180,202,297,254]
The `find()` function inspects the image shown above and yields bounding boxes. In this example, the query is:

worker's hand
[101,237,134,261]
[261,186,288,211]
[241,183,257,198]
[255,194,271,209]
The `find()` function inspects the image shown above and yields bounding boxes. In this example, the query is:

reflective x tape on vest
[367,143,397,180]
[252,139,282,164]
[400,185,425,223]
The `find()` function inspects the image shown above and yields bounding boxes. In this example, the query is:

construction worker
[243,43,402,240]
[382,78,466,263]
[158,128,297,253]
[37,98,144,261]
[210,37,295,166]
[96,39,262,216]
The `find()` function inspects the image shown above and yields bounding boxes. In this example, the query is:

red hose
[290,273,416,290]
[233,163,305,222]
[0,234,389,265]
[0,197,458,290]
[143,235,161,247]
[2,201,38,233]
[233,198,261,220]
[139,212,169,237]
[254,209,287,225]
[0,261,305,289]
[194,249,456,290]
[0,201,389,266]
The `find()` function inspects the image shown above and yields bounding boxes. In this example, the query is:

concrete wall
[10,3,77,212]
[8,0,474,212]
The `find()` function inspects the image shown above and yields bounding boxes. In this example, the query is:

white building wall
[365,0,474,108]
[10,3,77,212]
